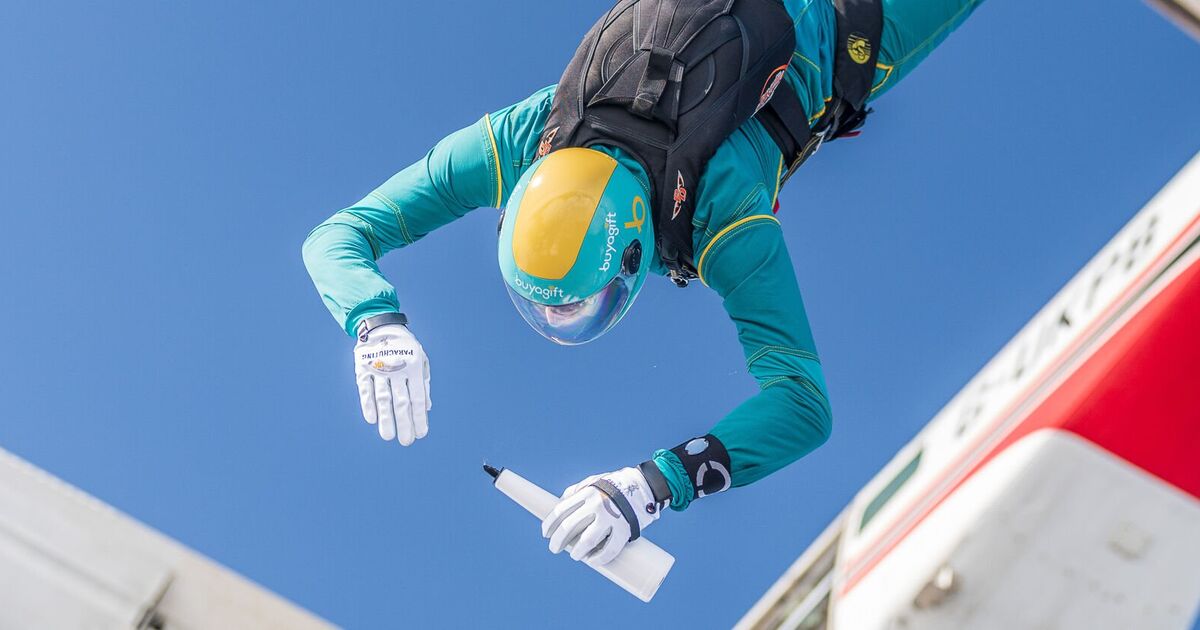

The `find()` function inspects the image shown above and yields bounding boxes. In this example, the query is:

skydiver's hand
[541,466,665,565]
[353,317,430,446]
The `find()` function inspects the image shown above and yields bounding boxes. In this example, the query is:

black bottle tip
[483,463,502,480]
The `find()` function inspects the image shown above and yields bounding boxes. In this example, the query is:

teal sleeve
[302,87,557,336]
[655,213,832,511]
[869,0,987,99]
[710,217,832,482]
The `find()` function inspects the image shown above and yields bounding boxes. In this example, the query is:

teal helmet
[498,147,652,345]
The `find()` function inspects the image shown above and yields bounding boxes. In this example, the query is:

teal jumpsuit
[303,0,986,510]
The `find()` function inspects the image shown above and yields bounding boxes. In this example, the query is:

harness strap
[633,46,677,119]
[759,0,882,188]
[757,81,822,186]
[831,0,883,113]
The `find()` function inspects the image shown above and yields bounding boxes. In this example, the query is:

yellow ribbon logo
[625,196,646,233]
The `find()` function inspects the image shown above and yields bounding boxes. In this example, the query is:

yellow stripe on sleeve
[772,154,785,208]
[870,62,895,95]
[696,214,781,286]
[483,113,503,208]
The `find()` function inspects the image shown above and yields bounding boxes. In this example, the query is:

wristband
[668,434,732,498]
[356,312,409,342]
[638,460,673,508]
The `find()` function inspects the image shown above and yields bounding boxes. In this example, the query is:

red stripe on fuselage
[840,232,1200,596]
[1037,251,1200,497]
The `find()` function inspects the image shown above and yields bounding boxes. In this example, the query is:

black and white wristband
[668,434,732,499]
[356,312,409,342]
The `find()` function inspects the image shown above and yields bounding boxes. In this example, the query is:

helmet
[498,147,652,345]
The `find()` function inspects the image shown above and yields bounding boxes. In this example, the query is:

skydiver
[304,0,986,566]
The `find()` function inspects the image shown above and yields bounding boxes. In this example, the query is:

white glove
[542,466,664,565]
[354,320,430,446]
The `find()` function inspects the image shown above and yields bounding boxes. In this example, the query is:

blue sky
[1,1,1198,627]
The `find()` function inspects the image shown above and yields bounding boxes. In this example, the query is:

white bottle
[485,464,675,602]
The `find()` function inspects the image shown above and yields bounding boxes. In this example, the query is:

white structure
[0,447,333,629]
[1149,0,1200,39]
[735,150,1200,630]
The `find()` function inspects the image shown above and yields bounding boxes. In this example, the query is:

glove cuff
[638,460,673,506]
[589,465,667,542]
[356,312,409,342]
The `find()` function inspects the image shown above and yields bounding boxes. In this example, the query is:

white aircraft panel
[0,447,334,629]
[1148,0,1200,39]
[836,431,1200,630]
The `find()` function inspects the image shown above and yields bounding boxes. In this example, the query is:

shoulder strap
[759,0,882,188]
[831,0,883,114]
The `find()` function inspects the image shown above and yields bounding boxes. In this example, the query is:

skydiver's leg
[869,0,987,100]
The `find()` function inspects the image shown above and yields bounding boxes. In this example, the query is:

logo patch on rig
[670,172,687,220]
[756,64,789,114]
[847,34,871,65]
[536,127,558,159]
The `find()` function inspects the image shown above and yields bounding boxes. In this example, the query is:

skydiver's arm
[302,86,555,336]
[301,121,496,335]
[651,212,832,510]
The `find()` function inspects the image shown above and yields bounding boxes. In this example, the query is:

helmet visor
[506,273,636,345]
